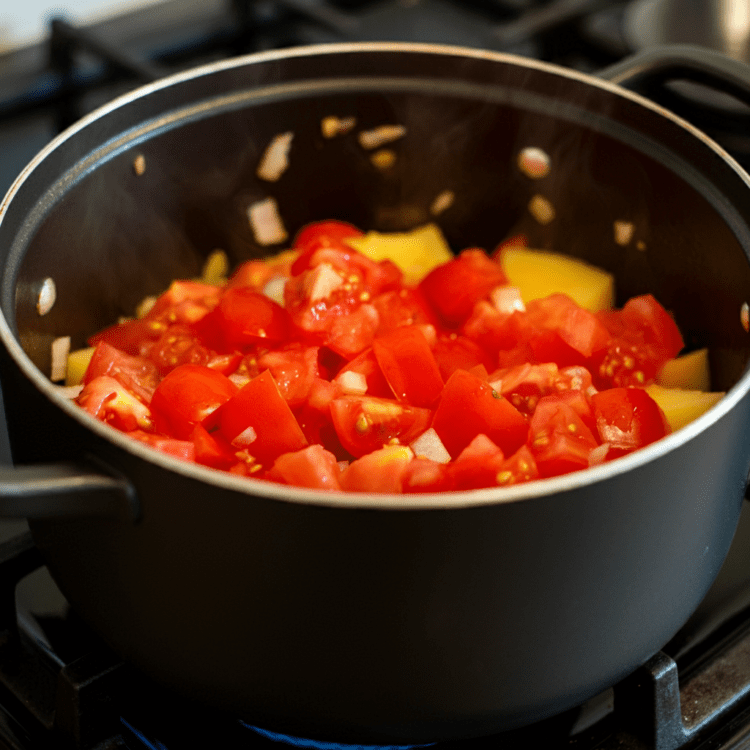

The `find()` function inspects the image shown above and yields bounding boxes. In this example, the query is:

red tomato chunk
[74,219,684,493]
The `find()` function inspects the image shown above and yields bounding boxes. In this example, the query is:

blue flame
[241,723,436,750]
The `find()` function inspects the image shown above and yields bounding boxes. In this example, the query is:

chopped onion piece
[256,131,294,182]
[336,370,368,395]
[305,262,344,302]
[370,149,396,169]
[358,124,406,150]
[517,147,551,179]
[528,194,555,225]
[50,336,71,382]
[247,197,288,246]
[321,115,356,138]
[430,190,454,216]
[491,285,525,314]
[613,220,635,246]
[589,443,610,467]
[231,425,258,448]
[263,275,287,306]
[54,384,84,399]
[133,154,146,176]
[410,428,451,464]
[37,278,56,316]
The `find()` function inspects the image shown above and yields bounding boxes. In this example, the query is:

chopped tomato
[330,395,432,458]
[447,434,506,491]
[339,445,414,493]
[216,369,308,466]
[291,220,365,272]
[257,344,319,407]
[432,369,528,458]
[77,376,153,432]
[528,394,599,477]
[88,317,162,356]
[419,249,508,327]
[141,324,215,375]
[214,287,290,348]
[191,423,237,469]
[594,295,684,388]
[266,444,342,490]
[72,218,692,493]
[336,348,394,399]
[591,387,670,459]
[126,430,196,461]
[83,341,159,403]
[150,364,238,439]
[373,327,444,408]
[525,294,609,362]
[432,335,492,382]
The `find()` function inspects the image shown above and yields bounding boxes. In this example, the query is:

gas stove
[2,1,750,749]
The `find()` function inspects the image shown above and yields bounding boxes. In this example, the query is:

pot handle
[598,43,750,106]
[0,460,139,521]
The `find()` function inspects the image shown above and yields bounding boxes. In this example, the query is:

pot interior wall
[4,52,750,394]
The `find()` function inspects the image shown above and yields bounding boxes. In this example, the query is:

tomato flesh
[74,218,690,493]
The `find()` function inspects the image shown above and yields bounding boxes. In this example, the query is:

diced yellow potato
[499,246,615,312]
[66,346,96,386]
[645,383,724,432]
[345,223,453,285]
[656,348,710,391]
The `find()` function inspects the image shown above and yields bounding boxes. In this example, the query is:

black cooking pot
[1,43,750,745]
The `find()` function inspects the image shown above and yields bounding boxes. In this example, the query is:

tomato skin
[432,335,492,381]
[594,295,684,388]
[496,445,539,486]
[326,303,380,359]
[339,445,414,493]
[215,287,290,349]
[372,288,436,335]
[528,394,599,477]
[88,318,162,357]
[150,364,238,439]
[216,369,308,466]
[330,395,432,458]
[526,294,610,361]
[83,341,160,403]
[419,249,508,327]
[590,387,670,458]
[257,344,319,407]
[447,434,506,491]
[77,376,153,432]
[126,430,196,462]
[291,220,365,271]
[336,348,393,399]
[191,423,237,469]
[431,369,528,458]
[373,327,444,408]
[265,444,342,490]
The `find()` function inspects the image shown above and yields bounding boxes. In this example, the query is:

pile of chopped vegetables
[62,220,724,493]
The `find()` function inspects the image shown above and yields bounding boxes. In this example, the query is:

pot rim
[2,41,750,510]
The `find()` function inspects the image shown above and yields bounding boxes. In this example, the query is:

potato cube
[656,348,710,391]
[65,346,96,386]
[645,383,724,432]
[345,223,453,285]
[499,247,614,312]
